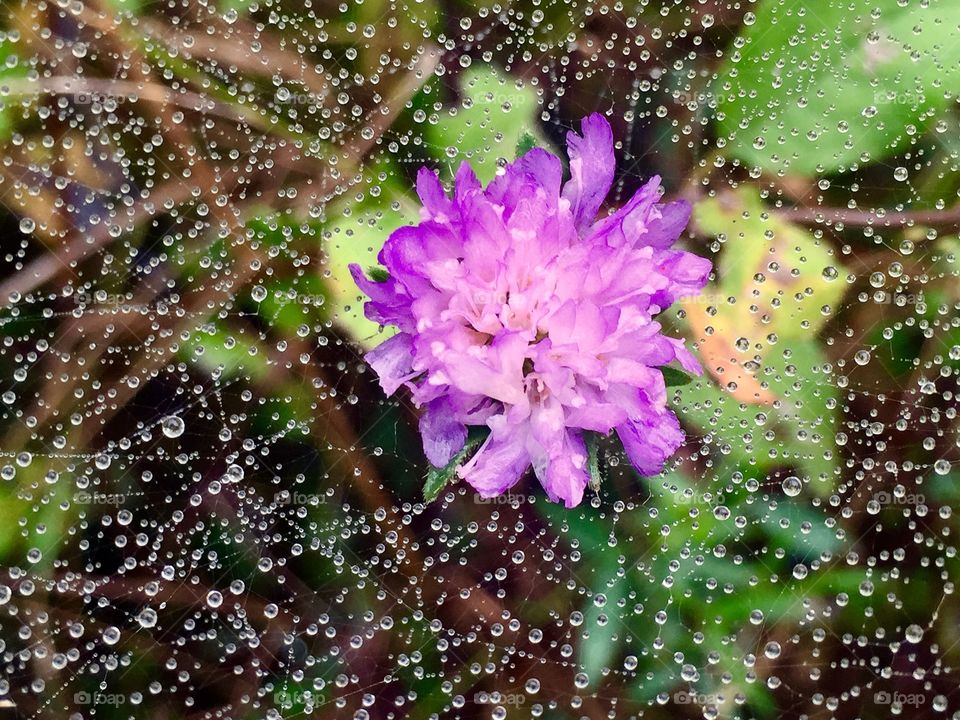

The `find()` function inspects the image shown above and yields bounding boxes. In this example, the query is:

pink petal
[457,424,530,498]
[366,333,416,396]
[616,409,685,477]
[420,397,467,467]
[562,113,615,230]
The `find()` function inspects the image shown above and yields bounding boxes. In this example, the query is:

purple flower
[351,114,711,507]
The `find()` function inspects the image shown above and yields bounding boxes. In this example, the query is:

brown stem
[778,203,960,232]
[0,180,197,305]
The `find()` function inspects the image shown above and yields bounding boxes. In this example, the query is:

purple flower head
[351,114,711,508]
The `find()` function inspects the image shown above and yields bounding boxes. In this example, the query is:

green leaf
[422,432,486,502]
[676,189,843,488]
[258,276,327,336]
[713,0,960,175]
[660,366,693,387]
[425,64,544,184]
[367,266,390,283]
[515,131,538,157]
[0,35,28,142]
[674,341,840,491]
[180,325,272,383]
[321,157,420,348]
[535,495,615,549]
[742,496,841,559]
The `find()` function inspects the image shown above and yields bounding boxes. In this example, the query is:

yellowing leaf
[690,188,847,348]
[675,190,844,488]
[683,303,775,406]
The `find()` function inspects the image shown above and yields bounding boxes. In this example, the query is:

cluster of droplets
[0,0,959,718]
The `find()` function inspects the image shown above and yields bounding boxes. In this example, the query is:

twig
[3,77,258,126]
[0,180,196,304]
[778,203,960,232]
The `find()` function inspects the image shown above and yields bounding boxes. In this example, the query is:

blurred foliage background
[0,0,958,718]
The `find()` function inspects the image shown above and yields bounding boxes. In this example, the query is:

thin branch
[778,203,960,232]
[0,180,197,304]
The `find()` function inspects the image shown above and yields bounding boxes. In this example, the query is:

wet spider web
[0,0,959,718]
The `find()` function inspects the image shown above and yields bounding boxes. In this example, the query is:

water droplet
[161,416,185,438]
[782,476,802,497]
[905,624,924,643]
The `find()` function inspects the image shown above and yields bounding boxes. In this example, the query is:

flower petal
[454,161,482,205]
[589,176,662,248]
[420,397,467,467]
[441,332,528,405]
[416,167,452,222]
[652,249,713,307]
[616,409,684,477]
[527,397,590,508]
[457,424,530,498]
[348,264,414,331]
[665,337,703,376]
[542,431,590,508]
[562,113,615,230]
[642,199,692,249]
[517,147,563,200]
[379,223,461,294]
[365,332,416,396]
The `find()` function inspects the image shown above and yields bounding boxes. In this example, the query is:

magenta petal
[378,223,461,292]
[527,399,590,508]
[348,264,414,331]
[552,433,590,508]
[420,398,467,467]
[441,332,528,406]
[653,250,713,306]
[365,333,415,396]
[666,338,703,376]
[642,199,692,249]
[589,176,662,248]
[454,161,481,204]
[564,403,629,433]
[517,147,563,199]
[416,167,452,220]
[540,430,590,509]
[562,113,615,229]
[616,410,684,477]
[457,428,530,498]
